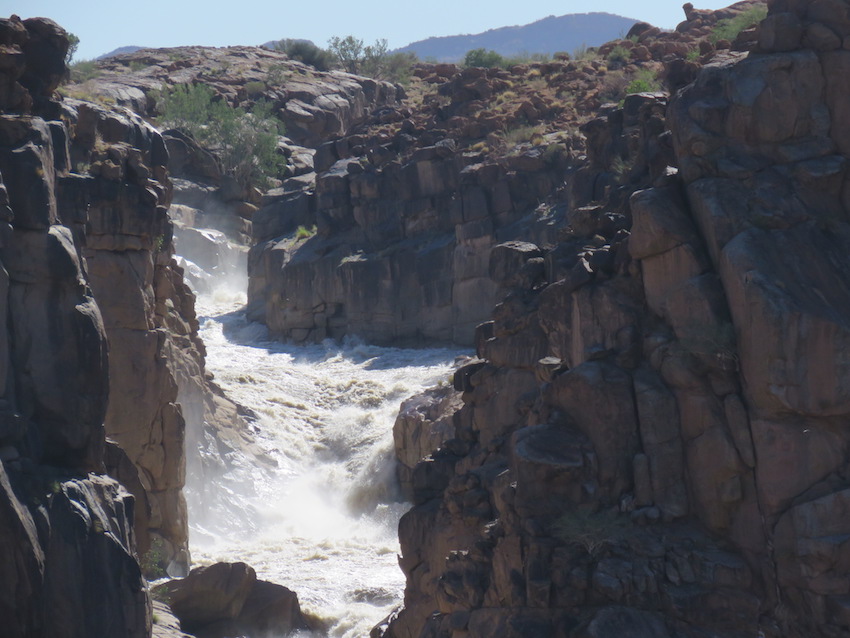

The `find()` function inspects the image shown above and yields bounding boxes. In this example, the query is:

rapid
[176,230,461,637]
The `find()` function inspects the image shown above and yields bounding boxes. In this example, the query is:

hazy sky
[8,0,737,60]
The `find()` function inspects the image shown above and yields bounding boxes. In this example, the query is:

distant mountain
[97,45,143,60]
[396,12,639,62]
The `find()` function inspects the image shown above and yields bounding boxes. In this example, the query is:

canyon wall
[0,21,261,638]
[382,3,850,637]
[248,118,569,345]
[247,68,574,346]
[245,1,765,348]
[0,15,151,636]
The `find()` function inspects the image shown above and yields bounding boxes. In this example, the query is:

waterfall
[174,222,462,636]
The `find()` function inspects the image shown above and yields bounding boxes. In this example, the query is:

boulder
[154,562,308,638]
[394,384,463,499]
[0,464,150,638]
[157,562,254,628]
[489,241,544,287]
[510,423,597,517]
[19,17,69,99]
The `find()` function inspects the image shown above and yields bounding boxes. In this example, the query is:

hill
[396,12,638,62]
[97,44,142,59]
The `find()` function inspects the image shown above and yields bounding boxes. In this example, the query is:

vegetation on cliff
[156,83,285,188]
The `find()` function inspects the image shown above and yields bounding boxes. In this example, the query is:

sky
[7,0,738,61]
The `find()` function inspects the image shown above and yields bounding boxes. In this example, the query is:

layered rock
[57,46,274,580]
[248,134,570,345]
[69,45,401,148]
[2,14,264,622]
[247,5,752,346]
[381,3,850,637]
[55,95,196,573]
[666,3,850,630]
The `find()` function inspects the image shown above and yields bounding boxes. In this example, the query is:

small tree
[325,35,414,83]
[328,35,364,74]
[463,48,504,68]
[66,33,80,64]
[361,38,389,77]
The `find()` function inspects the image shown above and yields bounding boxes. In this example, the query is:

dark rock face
[0,17,150,638]
[248,129,570,346]
[0,464,149,638]
[0,14,270,636]
[57,95,195,572]
[381,4,850,638]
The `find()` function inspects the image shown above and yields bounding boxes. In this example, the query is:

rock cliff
[0,15,151,636]
[245,1,765,347]
[0,15,265,638]
[381,2,850,637]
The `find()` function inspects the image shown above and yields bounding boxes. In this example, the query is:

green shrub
[710,5,768,43]
[611,156,635,181]
[66,33,79,64]
[606,44,631,67]
[361,38,389,77]
[572,44,596,62]
[323,36,416,82]
[69,59,101,83]
[157,84,285,189]
[273,38,333,71]
[543,142,567,164]
[504,51,551,66]
[328,35,365,73]
[598,71,629,102]
[464,48,505,69]
[157,83,217,133]
[128,60,147,72]
[295,224,316,239]
[381,51,417,85]
[244,80,267,97]
[360,39,416,83]
[504,124,543,145]
[140,537,167,579]
[625,68,661,94]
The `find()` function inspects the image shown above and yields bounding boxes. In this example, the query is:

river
[182,262,461,636]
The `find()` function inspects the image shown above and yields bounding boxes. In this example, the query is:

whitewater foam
[188,290,462,637]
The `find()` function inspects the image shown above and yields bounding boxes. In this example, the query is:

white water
[189,284,461,637]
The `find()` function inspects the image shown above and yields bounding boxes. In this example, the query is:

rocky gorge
[3,1,850,637]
